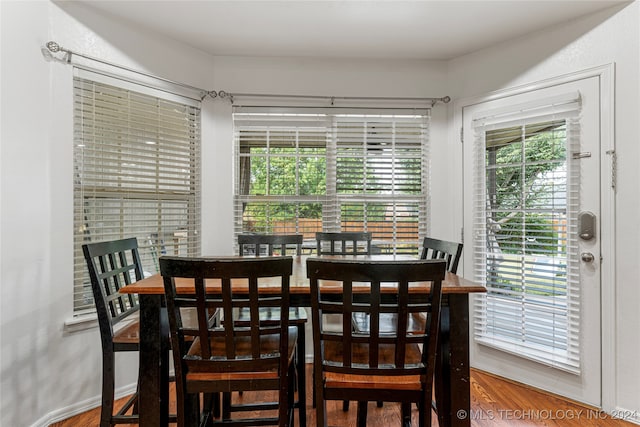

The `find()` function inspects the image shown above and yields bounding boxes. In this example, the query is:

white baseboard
[29,382,137,427]
[610,406,640,425]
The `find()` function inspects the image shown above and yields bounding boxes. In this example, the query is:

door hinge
[460,127,464,143]
[461,227,464,244]
[606,149,617,190]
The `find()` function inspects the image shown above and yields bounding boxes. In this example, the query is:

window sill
[63,313,98,333]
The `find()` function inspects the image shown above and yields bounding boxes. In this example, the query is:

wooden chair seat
[236,306,307,325]
[323,341,422,366]
[111,321,140,345]
[324,372,423,391]
[351,312,426,335]
[186,328,297,365]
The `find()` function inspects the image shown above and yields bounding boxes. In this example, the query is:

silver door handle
[581,252,595,263]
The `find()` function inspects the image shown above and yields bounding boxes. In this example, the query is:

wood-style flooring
[50,367,637,427]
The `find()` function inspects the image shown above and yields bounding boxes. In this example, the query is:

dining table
[119,254,486,427]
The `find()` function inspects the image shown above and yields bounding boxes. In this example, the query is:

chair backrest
[315,231,372,255]
[160,256,293,377]
[307,257,445,380]
[238,233,303,256]
[82,238,142,341]
[420,237,463,274]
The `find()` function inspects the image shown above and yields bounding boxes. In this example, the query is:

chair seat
[112,320,140,345]
[324,372,422,391]
[323,340,422,367]
[236,306,307,325]
[351,312,426,334]
[187,327,298,365]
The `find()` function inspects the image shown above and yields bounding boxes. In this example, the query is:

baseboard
[28,382,137,427]
[611,406,640,425]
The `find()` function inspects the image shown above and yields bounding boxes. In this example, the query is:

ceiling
[77,0,628,60]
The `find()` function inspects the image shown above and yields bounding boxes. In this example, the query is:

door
[462,75,603,406]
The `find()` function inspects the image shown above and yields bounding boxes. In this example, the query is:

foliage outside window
[233,108,430,254]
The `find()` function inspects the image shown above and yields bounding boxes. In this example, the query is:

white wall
[1,0,639,425]
[448,1,640,418]
[0,2,217,426]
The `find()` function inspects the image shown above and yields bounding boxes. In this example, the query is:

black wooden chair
[236,233,307,427]
[238,233,303,256]
[351,237,463,411]
[307,257,446,427]
[315,231,372,255]
[161,256,297,427]
[419,237,463,274]
[82,238,170,426]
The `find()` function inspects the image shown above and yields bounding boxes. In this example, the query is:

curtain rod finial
[46,41,61,53]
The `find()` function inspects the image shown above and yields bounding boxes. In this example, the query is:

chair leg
[418,395,432,427]
[222,392,232,420]
[401,402,411,427]
[356,401,367,427]
[183,392,200,426]
[202,393,218,424]
[295,322,307,427]
[100,351,115,427]
[314,370,327,427]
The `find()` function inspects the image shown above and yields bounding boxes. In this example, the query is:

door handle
[581,252,595,263]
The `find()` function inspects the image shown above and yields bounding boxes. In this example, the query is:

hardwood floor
[50,367,637,427]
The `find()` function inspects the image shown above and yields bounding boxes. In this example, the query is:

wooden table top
[120,255,486,296]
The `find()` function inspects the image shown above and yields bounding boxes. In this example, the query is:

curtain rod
[42,41,213,100]
[42,41,450,106]
[218,91,450,107]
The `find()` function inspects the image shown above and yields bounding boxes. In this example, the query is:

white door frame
[452,63,615,411]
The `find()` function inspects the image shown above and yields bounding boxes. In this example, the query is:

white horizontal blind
[333,114,429,253]
[73,75,201,314]
[472,93,581,373]
[233,107,430,254]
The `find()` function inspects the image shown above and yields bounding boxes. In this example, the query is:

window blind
[471,93,581,373]
[73,73,201,315]
[233,107,430,254]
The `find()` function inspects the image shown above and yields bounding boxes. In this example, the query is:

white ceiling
[78,0,628,60]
